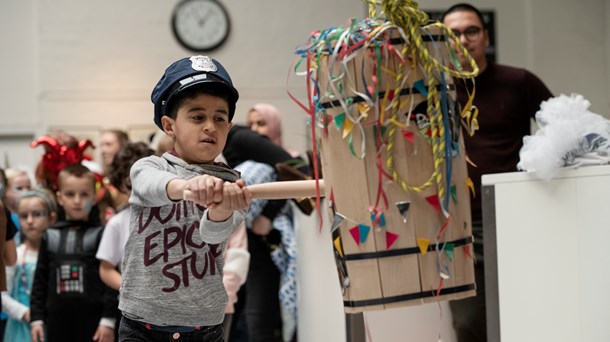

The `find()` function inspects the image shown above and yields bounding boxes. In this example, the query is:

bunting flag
[450,185,458,203]
[334,113,346,130]
[357,102,371,118]
[342,119,354,139]
[370,211,386,228]
[413,79,428,96]
[417,238,430,255]
[396,201,411,223]
[358,224,371,244]
[386,231,399,250]
[331,212,346,233]
[349,226,360,245]
[465,177,475,198]
[425,194,441,214]
[445,242,455,261]
[334,236,344,257]
[401,129,415,142]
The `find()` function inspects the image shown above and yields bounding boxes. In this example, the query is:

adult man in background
[442,3,553,341]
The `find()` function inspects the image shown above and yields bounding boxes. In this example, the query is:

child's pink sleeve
[223,223,250,313]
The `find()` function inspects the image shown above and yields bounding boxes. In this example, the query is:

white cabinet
[482,165,610,342]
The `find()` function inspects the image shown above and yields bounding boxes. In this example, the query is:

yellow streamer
[362,0,479,207]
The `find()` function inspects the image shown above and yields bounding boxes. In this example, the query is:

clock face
[172,0,231,52]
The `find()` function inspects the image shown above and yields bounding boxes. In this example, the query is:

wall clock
[172,0,231,52]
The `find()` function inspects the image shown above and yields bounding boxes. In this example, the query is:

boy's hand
[183,174,225,206]
[92,325,114,342]
[31,324,44,342]
[207,179,252,222]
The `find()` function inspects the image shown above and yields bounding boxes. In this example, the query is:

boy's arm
[30,234,49,325]
[130,157,180,207]
[198,180,250,244]
[199,208,247,244]
[99,282,119,330]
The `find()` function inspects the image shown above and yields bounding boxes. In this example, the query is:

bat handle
[183,179,325,200]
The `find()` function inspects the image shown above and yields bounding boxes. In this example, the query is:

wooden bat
[183,179,325,201]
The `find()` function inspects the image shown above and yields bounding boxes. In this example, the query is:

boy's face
[56,175,95,221]
[162,93,232,164]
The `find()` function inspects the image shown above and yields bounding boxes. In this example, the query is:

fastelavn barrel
[297,18,476,313]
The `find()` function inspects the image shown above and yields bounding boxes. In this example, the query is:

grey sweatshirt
[118,153,246,326]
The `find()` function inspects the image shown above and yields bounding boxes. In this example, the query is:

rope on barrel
[363,0,478,218]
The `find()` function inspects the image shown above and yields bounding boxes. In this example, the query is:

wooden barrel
[308,20,476,313]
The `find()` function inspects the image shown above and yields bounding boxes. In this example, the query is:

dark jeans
[245,231,283,342]
[119,316,224,342]
[449,223,487,342]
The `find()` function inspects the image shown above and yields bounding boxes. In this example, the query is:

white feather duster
[517,93,610,180]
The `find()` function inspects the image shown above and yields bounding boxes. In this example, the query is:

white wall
[1,0,609,167]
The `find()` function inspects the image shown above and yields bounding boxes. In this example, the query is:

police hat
[151,56,239,129]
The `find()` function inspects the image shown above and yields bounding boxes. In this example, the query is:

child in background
[97,142,155,291]
[2,189,57,341]
[4,168,30,247]
[118,55,251,341]
[30,164,117,342]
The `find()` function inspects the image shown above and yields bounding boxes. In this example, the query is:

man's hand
[92,325,114,342]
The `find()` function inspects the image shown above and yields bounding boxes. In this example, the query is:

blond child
[2,189,56,341]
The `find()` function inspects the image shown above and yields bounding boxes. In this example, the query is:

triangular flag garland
[401,129,415,142]
[349,226,360,246]
[370,211,386,228]
[417,238,430,255]
[396,201,411,223]
[358,224,370,244]
[349,225,371,245]
[450,185,458,203]
[386,231,399,250]
[334,113,345,130]
[334,237,344,257]
[331,212,346,233]
[342,119,354,139]
[425,194,441,214]
[445,242,455,261]
[413,79,428,96]
[465,177,475,198]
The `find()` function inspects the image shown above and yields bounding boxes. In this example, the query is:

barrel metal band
[344,235,474,261]
[343,283,475,308]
